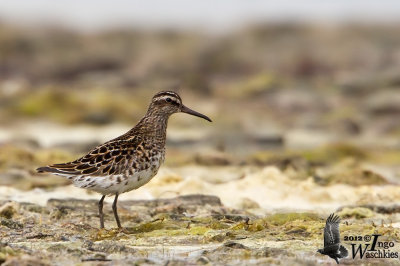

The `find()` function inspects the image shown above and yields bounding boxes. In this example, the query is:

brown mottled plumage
[37,91,211,229]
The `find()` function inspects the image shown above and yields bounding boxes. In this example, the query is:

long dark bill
[181,105,212,122]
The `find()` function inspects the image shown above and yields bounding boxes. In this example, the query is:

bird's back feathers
[36,130,162,179]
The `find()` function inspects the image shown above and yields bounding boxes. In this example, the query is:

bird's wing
[37,137,142,178]
[323,243,340,254]
[323,213,341,247]
[338,245,348,258]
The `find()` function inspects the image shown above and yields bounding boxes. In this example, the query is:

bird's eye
[166,97,172,102]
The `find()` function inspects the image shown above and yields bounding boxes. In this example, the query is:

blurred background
[0,1,400,210]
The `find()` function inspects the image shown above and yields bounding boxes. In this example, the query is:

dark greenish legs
[99,194,121,229]
[98,195,105,229]
[113,193,122,228]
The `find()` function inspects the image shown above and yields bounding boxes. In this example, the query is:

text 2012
[344,236,364,241]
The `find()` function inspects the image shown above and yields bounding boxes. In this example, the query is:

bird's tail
[36,163,81,179]
[338,245,348,258]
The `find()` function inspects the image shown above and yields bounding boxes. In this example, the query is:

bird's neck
[135,113,170,145]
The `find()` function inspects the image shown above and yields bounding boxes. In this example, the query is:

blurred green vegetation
[0,22,399,188]
[7,88,148,124]
[0,22,399,130]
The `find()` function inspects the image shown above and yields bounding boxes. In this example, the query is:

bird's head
[149,91,212,122]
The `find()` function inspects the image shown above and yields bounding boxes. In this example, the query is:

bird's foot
[94,227,119,240]
[117,227,130,234]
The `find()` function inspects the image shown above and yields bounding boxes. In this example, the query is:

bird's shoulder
[74,134,143,167]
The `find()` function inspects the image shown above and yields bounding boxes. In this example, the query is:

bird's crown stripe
[154,91,181,100]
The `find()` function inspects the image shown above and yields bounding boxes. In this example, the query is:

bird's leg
[112,193,122,228]
[98,195,106,229]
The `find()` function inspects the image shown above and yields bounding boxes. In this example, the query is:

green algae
[264,213,320,226]
[1,218,23,229]
[34,149,77,168]
[338,207,375,219]
[370,150,400,165]
[10,88,148,125]
[0,145,35,170]
[250,143,369,166]
[93,228,121,241]
[316,158,389,186]
[0,245,19,264]
[0,202,18,219]
[301,143,368,163]
[129,220,168,233]
[187,226,211,235]
[49,206,70,220]
[251,143,400,171]
[17,89,83,121]
[21,203,47,214]
[227,73,280,98]
[0,144,74,174]
[2,198,399,265]
[250,147,391,186]
[126,221,211,238]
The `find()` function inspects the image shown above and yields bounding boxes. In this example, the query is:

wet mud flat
[1,195,400,265]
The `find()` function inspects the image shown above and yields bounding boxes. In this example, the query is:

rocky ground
[1,149,400,266]
[2,194,400,266]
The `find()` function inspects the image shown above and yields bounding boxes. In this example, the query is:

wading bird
[37,91,211,229]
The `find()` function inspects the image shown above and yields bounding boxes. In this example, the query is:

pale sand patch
[1,166,399,213]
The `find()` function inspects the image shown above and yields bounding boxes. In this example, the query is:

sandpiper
[37,91,211,229]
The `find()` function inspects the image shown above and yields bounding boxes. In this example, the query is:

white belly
[72,154,164,195]
[121,167,158,192]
